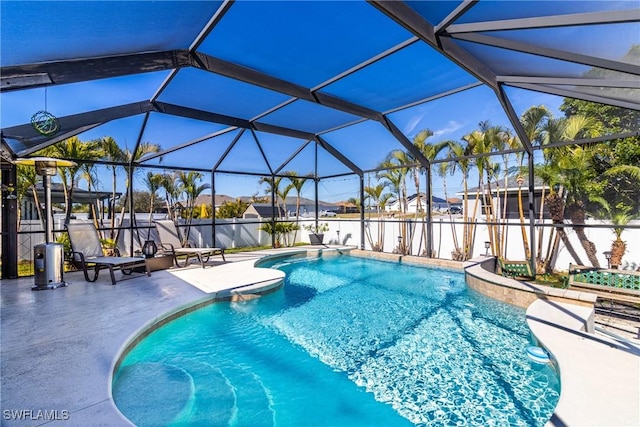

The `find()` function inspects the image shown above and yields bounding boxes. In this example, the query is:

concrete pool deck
[1,248,639,426]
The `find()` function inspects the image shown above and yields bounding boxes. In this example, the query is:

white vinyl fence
[14,215,640,272]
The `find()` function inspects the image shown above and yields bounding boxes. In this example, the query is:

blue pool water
[113,255,560,426]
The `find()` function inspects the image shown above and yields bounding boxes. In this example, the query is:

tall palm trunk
[485,179,500,257]
[610,238,625,269]
[566,201,600,268]
[441,170,460,255]
[110,167,117,240]
[545,192,584,268]
[516,179,531,260]
[536,186,547,269]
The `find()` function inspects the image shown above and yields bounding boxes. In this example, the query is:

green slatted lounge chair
[498,258,535,280]
[66,222,149,285]
[154,220,225,268]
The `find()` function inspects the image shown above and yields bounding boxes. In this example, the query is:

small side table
[146,254,174,271]
[133,254,174,272]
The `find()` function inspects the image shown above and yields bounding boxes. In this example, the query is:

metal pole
[528,153,537,277]
[128,163,134,255]
[314,142,319,228]
[271,174,276,247]
[360,174,365,250]
[1,165,18,279]
[211,172,216,248]
[43,173,53,243]
[425,164,432,258]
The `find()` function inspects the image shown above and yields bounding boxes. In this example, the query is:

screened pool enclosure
[1,1,639,278]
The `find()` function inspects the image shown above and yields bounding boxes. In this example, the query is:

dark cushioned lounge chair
[154,220,225,268]
[66,222,150,285]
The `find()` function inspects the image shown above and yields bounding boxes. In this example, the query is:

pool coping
[463,256,640,427]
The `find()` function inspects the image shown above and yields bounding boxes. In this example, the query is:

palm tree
[177,171,210,243]
[39,136,102,225]
[519,106,552,269]
[99,136,126,240]
[143,172,163,239]
[412,130,448,256]
[259,176,284,215]
[557,117,601,268]
[287,172,310,243]
[346,197,360,208]
[160,172,181,222]
[279,181,294,218]
[377,158,409,254]
[534,114,602,270]
[110,142,162,246]
[536,162,585,269]
[436,156,461,257]
[470,122,508,259]
[16,165,44,231]
[79,161,101,231]
[365,182,389,251]
[447,140,473,260]
[387,150,415,254]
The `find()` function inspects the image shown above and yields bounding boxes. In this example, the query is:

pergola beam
[2,102,154,156]
[250,129,274,175]
[450,32,640,76]
[139,126,238,164]
[495,85,534,154]
[447,9,640,33]
[192,53,381,121]
[189,0,235,52]
[434,0,478,34]
[154,101,250,128]
[498,76,640,88]
[380,116,432,168]
[511,83,640,111]
[316,136,363,176]
[0,50,191,92]
[369,0,498,90]
[273,140,312,175]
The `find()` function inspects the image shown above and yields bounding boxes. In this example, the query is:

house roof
[245,203,286,218]
[25,183,118,204]
[465,176,548,194]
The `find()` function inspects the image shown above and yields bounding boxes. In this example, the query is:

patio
[1,249,639,426]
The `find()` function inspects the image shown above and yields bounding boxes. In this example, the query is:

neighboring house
[242,203,286,219]
[206,194,336,218]
[460,177,551,219]
[20,182,117,220]
[385,193,450,213]
[333,201,359,214]
[191,194,234,212]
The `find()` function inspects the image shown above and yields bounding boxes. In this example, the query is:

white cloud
[433,120,463,137]
[403,115,423,135]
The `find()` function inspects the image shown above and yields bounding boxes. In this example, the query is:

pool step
[217,361,275,427]
[172,359,274,427]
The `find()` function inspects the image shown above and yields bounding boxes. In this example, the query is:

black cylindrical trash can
[33,243,65,290]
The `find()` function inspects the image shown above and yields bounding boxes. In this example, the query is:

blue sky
[1,77,566,203]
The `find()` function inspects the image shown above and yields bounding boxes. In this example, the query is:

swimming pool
[113,254,560,426]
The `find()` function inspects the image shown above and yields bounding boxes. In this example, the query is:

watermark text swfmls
[3,409,70,421]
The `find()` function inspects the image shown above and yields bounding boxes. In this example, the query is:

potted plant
[259,221,299,248]
[304,222,329,245]
[100,238,118,256]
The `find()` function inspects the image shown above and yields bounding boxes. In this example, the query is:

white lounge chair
[66,222,149,285]
[154,220,225,268]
